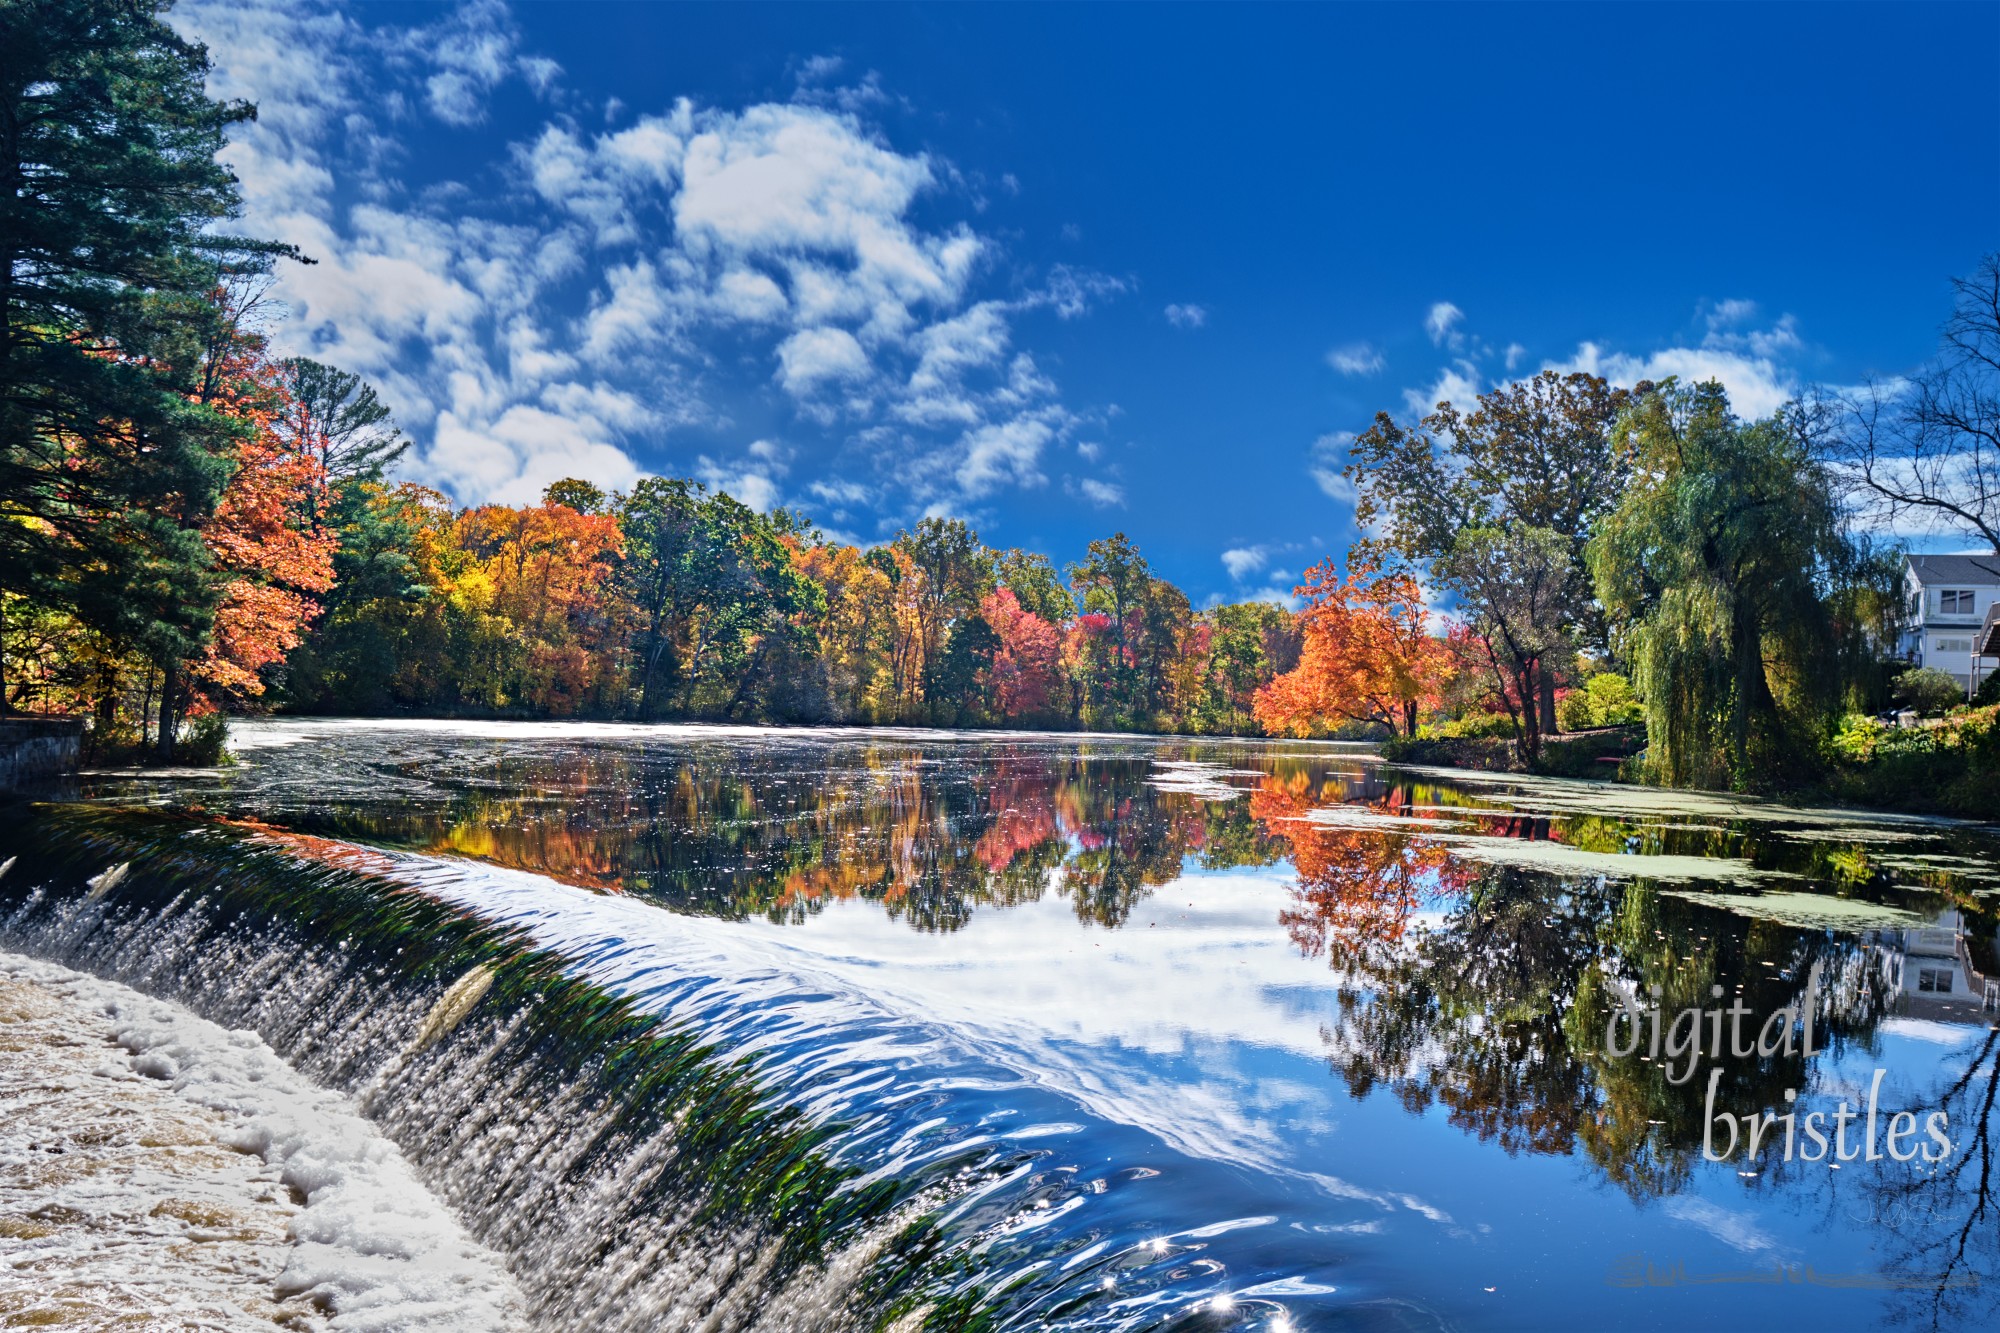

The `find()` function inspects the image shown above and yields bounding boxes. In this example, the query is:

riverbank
[1383,710,1999,821]
[0,952,522,1330]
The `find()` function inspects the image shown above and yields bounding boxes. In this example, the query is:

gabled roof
[1906,553,2000,586]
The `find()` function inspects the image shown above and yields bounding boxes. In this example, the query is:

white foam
[0,952,524,1331]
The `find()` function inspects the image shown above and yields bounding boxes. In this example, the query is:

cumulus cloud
[1326,343,1384,376]
[415,0,527,126]
[1308,431,1357,503]
[1165,302,1207,329]
[1221,546,1268,580]
[175,0,1118,519]
[697,439,789,512]
[1076,477,1125,507]
[1402,362,1484,417]
[954,415,1055,498]
[1547,338,1797,420]
[1424,301,1464,347]
[777,326,871,394]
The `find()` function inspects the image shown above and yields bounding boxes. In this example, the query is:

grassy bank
[1384,707,1998,823]
[1379,726,1645,779]
[1809,704,2000,820]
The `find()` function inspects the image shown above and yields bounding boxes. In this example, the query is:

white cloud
[1165,303,1207,330]
[776,326,872,394]
[1308,431,1357,504]
[1245,586,1304,612]
[955,415,1054,498]
[1041,265,1125,320]
[431,403,644,505]
[1077,477,1125,507]
[1221,547,1269,581]
[1704,298,1758,332]
[809,478,874,507]
[697,441,787,513]
[1326,343,1384,376]
[1424,301,1464,347]
[175,0,1114,521]
[1402,362,1484,417]
[1503,342,1526,371]
[1547,340,1797,421]
[404,0,553,128]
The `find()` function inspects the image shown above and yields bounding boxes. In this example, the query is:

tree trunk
[1518,658,1542,762]
[157,660,181,765]
[1537,664,1559,737]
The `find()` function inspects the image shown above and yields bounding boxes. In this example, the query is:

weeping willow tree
[1588,382,1895,790]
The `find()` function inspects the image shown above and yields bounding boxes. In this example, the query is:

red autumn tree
[981,587,1064,721]
[1252,551,1451,737]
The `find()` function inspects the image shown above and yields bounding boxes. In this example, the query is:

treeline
[276,476,1305,733]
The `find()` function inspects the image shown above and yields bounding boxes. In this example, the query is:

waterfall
[0,804,939,1333]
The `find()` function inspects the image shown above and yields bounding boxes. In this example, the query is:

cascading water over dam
[0,801,1314,1332]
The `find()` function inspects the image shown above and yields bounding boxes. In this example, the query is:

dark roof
[1907,553,2000,586]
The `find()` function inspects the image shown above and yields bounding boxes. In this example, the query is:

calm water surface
[65,720,2000,1329]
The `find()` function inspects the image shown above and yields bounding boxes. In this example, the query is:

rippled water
[11,718,2000,1330]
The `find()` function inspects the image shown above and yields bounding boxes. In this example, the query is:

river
[3,718,1997,1330]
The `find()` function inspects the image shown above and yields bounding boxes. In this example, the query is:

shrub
[177,713,233,767]
[1892,666,1965,717]
[1428,710,1517,740]
[1977,668,2000,708]
[1558,673,1643,730]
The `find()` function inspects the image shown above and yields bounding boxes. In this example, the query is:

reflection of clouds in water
[1879,1017,1989,1047]
[408,849,1463,1227]
[1661,1196,1787,1258]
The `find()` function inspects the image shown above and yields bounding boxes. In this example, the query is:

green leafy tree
[928,614,1001,726]
[1067,532,1153,723]
[542,477,606,515]
[1589,381,1889,788]
[1437,525,1574,757]
[1893,666,1964,717]
[1347,371,1634,740]
[617,479,823,717]
[0,0,295,724]
[1205,601,1295,732]
[895,517,995,716]
[277,356,406,529]
[995,547,1074,624]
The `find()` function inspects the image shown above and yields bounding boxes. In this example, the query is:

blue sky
[180,0,2000,605]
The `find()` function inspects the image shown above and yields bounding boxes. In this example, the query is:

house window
[1940,590,1975,615]
[1918,968,1955,994]
[1936,639,1972,654]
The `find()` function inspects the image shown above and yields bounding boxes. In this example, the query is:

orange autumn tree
[1250,771,1471,972]
[1252,550,1450,737]
[453,494,626,713]
[191,313,337,702]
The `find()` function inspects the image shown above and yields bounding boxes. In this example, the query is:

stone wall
[0,718,83,792]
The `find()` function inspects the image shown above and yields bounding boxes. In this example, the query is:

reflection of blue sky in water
[69,720,2000,1328]
[393,847,1992,1328]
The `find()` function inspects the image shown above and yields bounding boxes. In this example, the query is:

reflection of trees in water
[1867,1028,2000,1330]
[276,742,1309,932]
[1264,775,1903,1198]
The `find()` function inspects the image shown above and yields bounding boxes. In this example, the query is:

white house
[1900,554,2000,691]
[1873,908,2000,1020]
